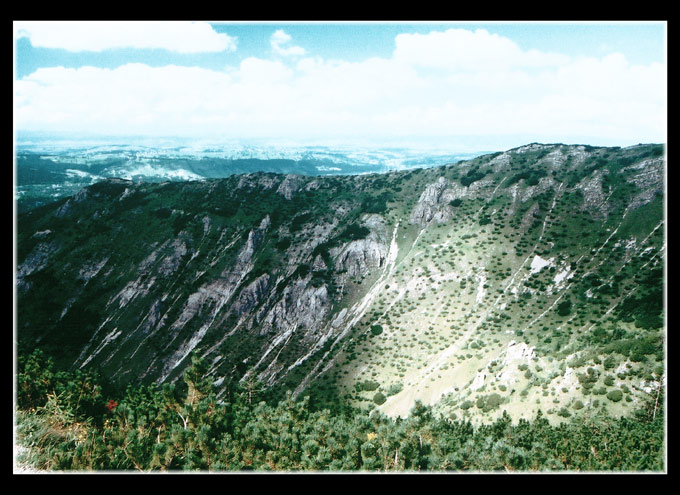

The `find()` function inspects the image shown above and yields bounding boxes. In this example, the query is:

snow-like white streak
[553,267,572,285]
[117,164,203,181]
[65,168,102,179]
[475,272,486,304]
[530,255,553,274]
[80,327,122,367]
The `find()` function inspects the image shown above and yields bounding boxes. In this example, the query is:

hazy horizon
[14,21,667,152]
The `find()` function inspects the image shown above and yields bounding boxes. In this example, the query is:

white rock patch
[530,255,554,274]
[553,266,572,286]
[475,273,486,304]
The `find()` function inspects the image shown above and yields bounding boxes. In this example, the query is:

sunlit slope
[16,143,665,423]
[306,143,665,423]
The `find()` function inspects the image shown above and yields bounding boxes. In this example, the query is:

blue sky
[13,21,667,151]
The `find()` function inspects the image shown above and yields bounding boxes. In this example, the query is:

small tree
[557,299,572,317]
[606,390,623,402]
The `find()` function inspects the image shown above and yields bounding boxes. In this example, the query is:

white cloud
[270,29,306,56]
[393,28,570,71]
[14,21,236,53]
[14,28,666,146]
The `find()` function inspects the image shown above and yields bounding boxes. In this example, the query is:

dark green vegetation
[15,349,664,472]
[15,142,666,471]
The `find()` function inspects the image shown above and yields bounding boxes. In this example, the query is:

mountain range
[15,142,482,213]
[15,142,665,425]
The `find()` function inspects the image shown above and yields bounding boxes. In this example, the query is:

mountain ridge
[16,142,665,424]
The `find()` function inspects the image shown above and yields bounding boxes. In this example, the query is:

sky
[13,21,667,152]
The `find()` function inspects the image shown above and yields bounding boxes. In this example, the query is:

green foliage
[370,324,383,336]
[577,368,599,390]
[339,224,371,242]
[475,393,503,413]
[507,169,547,187]
[360,191,393,214]
[557,299,572,317]
[460,167,487,187]
[617,268,663,329]
[356,380,380,392]
[290,212,313,232]
[15,351,665,472]
[385,383,403,397]
[275,237,292,250]
[557,407,571,418]
[606,390,623,403]
[479,215,492,226]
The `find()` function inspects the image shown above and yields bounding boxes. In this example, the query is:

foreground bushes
[15,349,665,472]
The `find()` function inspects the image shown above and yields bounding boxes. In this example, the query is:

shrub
[276,238,292,250]
[339,224,370,242]
[154,207,172,219]
[607,390,623,402]
[370,325,383,336]
[593,387,607,396]
[373,392,387,405]
[476,393,503,413]
[557,407,571,418]
[356,380,380,392]
[557,300,572,317]
[386,383,403,397]
[603,355,617,370]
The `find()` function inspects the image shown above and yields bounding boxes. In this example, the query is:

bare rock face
[410,177,452,226]
[489,152,512,173]
[335,238,387,278]
[236,215,270,267]
[494,341,537,386]
[624,157,664,209]
[334,215,390,278]
[16,239,60,292]
[158,239,189,276]
[277,174,304,200]
[54,188,89,218]
[543,148,568,170]
[232,274,271,317]
[261,277,330,336]
[78,257,110,284]
[518,176,557,203]
[237,174,279,191]
[312,254,328,272]
[575,169,611,219]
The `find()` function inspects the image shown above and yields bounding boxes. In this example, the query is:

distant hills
[14,142,484,213]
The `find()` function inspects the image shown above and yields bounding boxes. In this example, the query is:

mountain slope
[15,142,665,423]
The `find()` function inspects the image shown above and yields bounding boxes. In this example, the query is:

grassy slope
[308,144,665,425]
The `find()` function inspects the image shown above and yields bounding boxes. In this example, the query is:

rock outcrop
[410,177,452,226]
